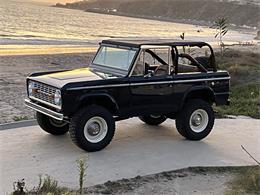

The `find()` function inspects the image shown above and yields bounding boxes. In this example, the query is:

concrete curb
[0,119,37,131]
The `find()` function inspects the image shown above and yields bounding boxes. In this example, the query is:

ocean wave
[0,0,255,48]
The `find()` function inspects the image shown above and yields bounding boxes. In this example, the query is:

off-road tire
[69,105,115,152]
[176,99,214,140]
[36,112,69,135]
[139,115,167,126]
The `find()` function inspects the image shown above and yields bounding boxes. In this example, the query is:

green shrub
[30,175,70,195]
[215,83,260,118]
[215,49,260,118]
[13,116,29,121]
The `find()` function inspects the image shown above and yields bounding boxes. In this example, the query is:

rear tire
[139,115,167,126]
[36,112,69,135]
[176,99,214,140]
[69,105,115,152]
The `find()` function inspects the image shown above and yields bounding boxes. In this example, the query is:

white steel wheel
[69,105,115,152]
[84,116,108,143]
[189,109,209,133]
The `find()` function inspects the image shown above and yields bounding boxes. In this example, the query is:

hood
[30,68,103,88]
[47,68,99,80]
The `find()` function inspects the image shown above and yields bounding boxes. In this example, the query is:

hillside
[54,0,260,28]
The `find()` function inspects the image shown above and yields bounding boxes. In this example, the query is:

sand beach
[0,52,95,124]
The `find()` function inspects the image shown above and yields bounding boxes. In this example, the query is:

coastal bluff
[54,0,259,28]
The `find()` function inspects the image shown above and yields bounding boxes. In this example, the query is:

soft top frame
[101,39,209,48]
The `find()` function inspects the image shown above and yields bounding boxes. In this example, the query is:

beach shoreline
[84,9,259,34]
[0,45,97,56]
[1,0,258,58]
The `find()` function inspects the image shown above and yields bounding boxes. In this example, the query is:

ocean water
[0,0,256,47]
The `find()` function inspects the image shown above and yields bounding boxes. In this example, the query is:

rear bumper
[24,99,64,121]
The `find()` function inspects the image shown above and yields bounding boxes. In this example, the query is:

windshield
[92,46,137,72]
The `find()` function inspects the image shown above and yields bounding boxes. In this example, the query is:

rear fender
[180,86,215,109]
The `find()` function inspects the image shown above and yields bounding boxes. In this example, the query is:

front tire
[36,112,69,135]
[69,105,115,152]
[175,99,214,140]
[139,115,167,126]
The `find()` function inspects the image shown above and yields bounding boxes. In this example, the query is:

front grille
[31,82,56,105]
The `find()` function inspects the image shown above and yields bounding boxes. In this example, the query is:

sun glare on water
[0,0,256,55]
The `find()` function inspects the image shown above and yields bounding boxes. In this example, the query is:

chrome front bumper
[24,99,64,121]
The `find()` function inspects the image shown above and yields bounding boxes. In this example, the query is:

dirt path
[84,167,237,195]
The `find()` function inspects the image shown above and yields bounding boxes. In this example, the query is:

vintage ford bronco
[25,39,230,152]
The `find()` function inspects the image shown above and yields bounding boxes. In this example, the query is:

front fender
[77,92,119,114]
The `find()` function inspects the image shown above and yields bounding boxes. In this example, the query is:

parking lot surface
[0,118,259,194]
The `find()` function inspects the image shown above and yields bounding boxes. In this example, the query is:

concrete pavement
[0,118,259,194]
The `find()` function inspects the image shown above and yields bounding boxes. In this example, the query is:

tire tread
[69,105,115,152]
[36,112,69,135]
[175,99,215,140]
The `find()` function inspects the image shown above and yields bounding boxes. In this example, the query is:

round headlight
[28,81,35,96]
[54,90,62,106]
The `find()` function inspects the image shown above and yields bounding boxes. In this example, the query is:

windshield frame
[90,44,140,77]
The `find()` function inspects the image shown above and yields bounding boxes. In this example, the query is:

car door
[128,47,175,116]
[129,75,174,115]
